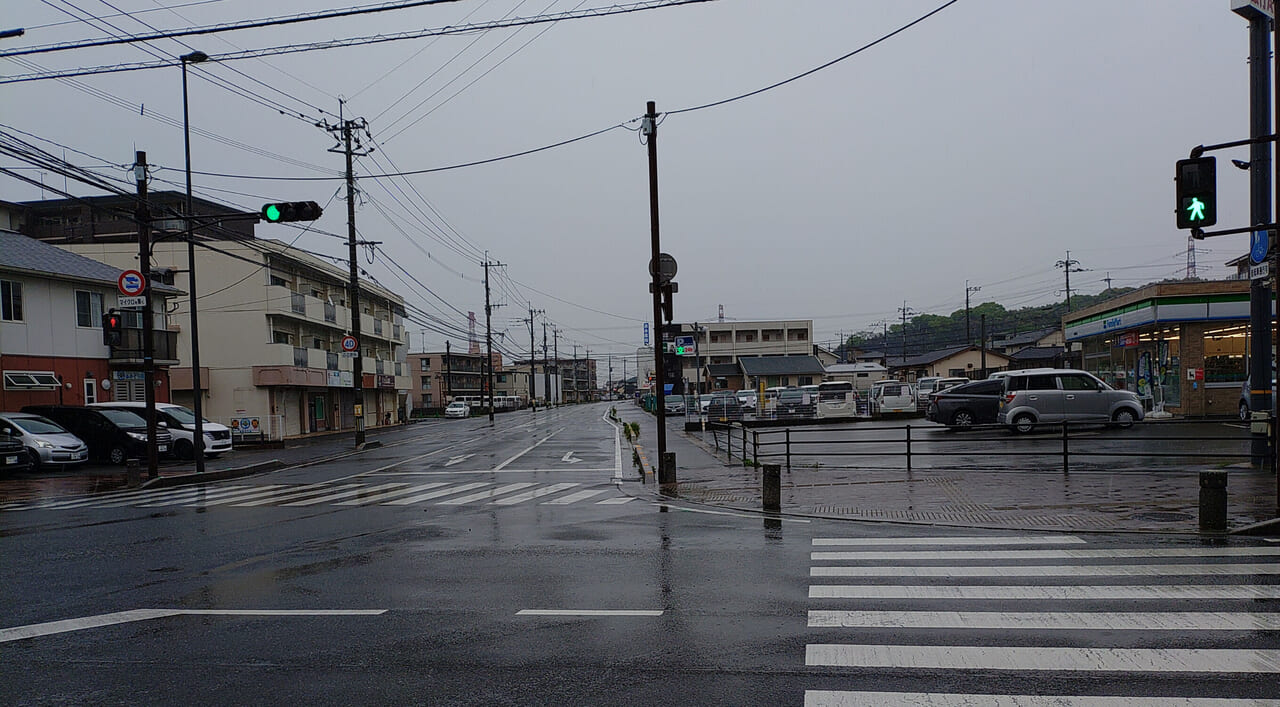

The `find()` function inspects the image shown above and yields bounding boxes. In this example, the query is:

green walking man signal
[1175,156,1216,229]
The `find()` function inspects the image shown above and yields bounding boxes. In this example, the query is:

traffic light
[1175,157,1216,229]
[102,309,123,347]
[261,201,324,223]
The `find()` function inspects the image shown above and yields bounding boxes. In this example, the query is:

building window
[272,330,292,345]
[75,291,104,328]
[424,393,433,406]
[269,273,289,288]
[4,371,61,390]
[421,375,430,388]
[1,280,22,321]
[420,358,430,371]
[83,378,97,404]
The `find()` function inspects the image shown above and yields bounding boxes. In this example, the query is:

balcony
[293,346,308,367]
[327,351,339,370]
[109,328,181,365]
[290,292,306,315]
[324,302,337,323]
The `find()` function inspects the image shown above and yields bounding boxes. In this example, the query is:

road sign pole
[133,152,159,479]
[643,100,674,488]
[1247,12,1274,466]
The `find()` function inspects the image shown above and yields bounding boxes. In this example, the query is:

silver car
[0,412,89,471]
[997,369,1144,433]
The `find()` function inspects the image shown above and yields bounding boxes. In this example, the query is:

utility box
[1251,410,1271,435]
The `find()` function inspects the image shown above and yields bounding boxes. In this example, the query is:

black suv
[925,378,1003,430]
[21,405,172,465]
[705,392,743,422]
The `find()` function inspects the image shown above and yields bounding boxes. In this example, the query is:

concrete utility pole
[323,105,372,446]
[898,302,915,361]
[482,257,502,423]
[980,314,988,378]
[642,100,673,486]
[180,50,208,474]
[134,151,159,478]
[542,321,549,407]
[553,327,561,406]
[1055,251,1085,312]
[526,306,542,411]
[572,343,579,404]
[445,341,452,402]
[965,280,981,346]
[585,347,591,401]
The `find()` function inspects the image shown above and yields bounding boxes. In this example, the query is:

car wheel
[950,410,975,430]
[25,448,41,473]
[1112,409,1136,428]
[174,439,194,461]
[1240,401,1250,422]
[1011,413,1036,434]
[108,446,127,465]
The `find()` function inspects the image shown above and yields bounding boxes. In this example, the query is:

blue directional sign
[1252,229,1270,264]
[643,323,650,345]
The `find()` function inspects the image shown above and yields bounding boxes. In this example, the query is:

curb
[140,460,286,489]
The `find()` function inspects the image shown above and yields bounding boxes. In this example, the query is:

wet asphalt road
[3,403,1279,704]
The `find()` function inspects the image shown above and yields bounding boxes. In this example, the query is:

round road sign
[118,270,145,296]
[341,335,358,352]
[648,252,677,283]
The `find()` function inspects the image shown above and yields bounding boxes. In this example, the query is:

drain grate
[1132,511,1195,522]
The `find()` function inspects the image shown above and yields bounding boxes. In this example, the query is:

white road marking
[597,497,636,505]
[803,691,1280,706]
[179,484,309,507]
[516,609,663,616]
[811,535,1085,547]
[811,562,1280,578]
[231,483,366,507]
[804,644,1280,672]
[809,584,1280,600]
[280,482,413,507]
[437,483,537,505]
[490,483,580,505]
[444,454,475,467]
[600,408,623,479]
[77,485,228,509]
[807,610,1280,631]
[369,468,616,475]
[140,484,290,507]
[811,547,1280,561]
[1,609,386,643]
[493,428,562,470]
[334,483,448,505]
[541,489,609,505]
[381,482,489,505]
[561,451,583,464]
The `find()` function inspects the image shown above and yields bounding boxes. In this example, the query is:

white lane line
[1,609,387,643]
[811,563,1280,578]
[231,483,366,507]
[516,609,663,616]
[369,468,616,475]
[807,610,1280,631]
[803,691,1280,706]
[811,536,1085,547]
[490,483,580,505]
[443,454,475,467]
[334,483,447,505]
[493,428,563,471]
[138,485,285,507]
[804,644,1280,673]
[437,483,537,505]
[809,584,1280,600]
[601,408,622,479]
[280,482,413,507]
[381,482,489,505]
[541,489,609,505]
[811,547,1280,561]
[597,497,636,505]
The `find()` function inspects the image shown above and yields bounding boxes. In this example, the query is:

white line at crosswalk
[804,644,1280,672]
[491,483,580,505]
[281,482,412,507]
[231,483,366,507]
[335,483,447,505]
[812,547,1280,561]
[804,691,1280,706]
[437,482,536,505]
[810,562,1280,577]
[812,535,1086,547]
[381,482,489,505]
[809,584,1280,600]
[188,484,323,507]
[807,610,1280,631]
[140,485,289,507]
[541,489,609,505]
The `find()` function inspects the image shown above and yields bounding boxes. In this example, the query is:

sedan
[926,378,1004,430]
[444,402,471,419]
[663,397,686,416]
[0,412,89,471]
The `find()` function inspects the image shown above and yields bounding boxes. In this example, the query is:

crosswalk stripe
[139,485,288,507]
[810,562,1280,578]
[541,489,609,505]
[189,484,334,507]
[812,547,1280,561]
[807,610,1280,631]
[381,482,490,505]
[81,485,231,509]
[334,483,448,505]
[809,584,1280,600]
[28,486,168,509]
[281,482,414,507]
[596,497,635,504]
[490,483,580,505]
[803,690,1280,706]
[231,483,366,507]
[812,535,1086,547]
[437,483,537,505]
[804,644,1280,672]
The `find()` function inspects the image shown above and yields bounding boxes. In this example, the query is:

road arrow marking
[562,451,583,464]
[444,454,475,467]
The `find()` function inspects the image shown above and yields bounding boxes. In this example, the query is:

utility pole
[898,301,915,361]
[525,306,542,411]
[1055,251,1085,313]
[965,280,981,346]
[552,327,561,406]
[980,314,988,378]
[642,100,673,486]
[482,257,502,423]
[542,321,549,407]
[1103,272,1113,291]
[445,341,452,402]
[585,346,591,402]
[572,343,579,404]
[133,151,159,478]
[322,105,372,446]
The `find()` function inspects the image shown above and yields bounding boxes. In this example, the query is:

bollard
[1199,470,1228,533]
[126,459,141,488]
[763,463,781,513]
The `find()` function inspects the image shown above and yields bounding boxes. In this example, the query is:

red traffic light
[102,309,124,346]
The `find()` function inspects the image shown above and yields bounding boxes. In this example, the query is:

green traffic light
[264,204,282,222]
[1186,197,1206,222]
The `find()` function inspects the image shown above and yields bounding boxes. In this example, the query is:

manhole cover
[1132,511,1194,522]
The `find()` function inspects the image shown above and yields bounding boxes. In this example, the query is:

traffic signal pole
[643,100,673,487]
[134,151,159,478]
[1249,15,1273,466]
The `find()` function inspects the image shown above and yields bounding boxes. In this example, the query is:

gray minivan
[997,369,1143,433]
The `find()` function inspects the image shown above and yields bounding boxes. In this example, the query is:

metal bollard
[126,459,141,488]
[762,463,781,513]
[1199,470,1228,533]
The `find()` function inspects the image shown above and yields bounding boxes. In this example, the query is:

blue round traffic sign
[1252,230,1270,264]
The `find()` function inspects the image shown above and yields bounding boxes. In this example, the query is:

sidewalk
[616,406,1279,534]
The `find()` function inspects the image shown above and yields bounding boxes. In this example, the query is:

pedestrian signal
[1175,157,1216,229]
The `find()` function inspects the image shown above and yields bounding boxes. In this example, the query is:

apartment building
[672,319,813,392]
[407,350,502,412]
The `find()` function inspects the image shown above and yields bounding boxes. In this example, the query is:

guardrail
[704,418,1271,473]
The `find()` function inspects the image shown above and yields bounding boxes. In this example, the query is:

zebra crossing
[803,534,1280,705]
[2,479,638,511]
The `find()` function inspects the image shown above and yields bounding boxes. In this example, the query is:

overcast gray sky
[1,0,1264,364]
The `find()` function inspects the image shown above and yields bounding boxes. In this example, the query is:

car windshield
[8,416,68,434]
[160,406,201,425]
[779,390,803,400]
[99,409,146,427]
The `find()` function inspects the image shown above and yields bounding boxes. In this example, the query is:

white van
[90,402,233,459]
[870,380,916,415]
[815,381,858,420]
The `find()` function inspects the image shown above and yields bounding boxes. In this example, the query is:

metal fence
[705,419,1269,473]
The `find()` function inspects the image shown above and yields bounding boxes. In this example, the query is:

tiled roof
[0,229,181,294]
[738,355,826,376]
[705,363,740,377]
[1008,345,1065,361]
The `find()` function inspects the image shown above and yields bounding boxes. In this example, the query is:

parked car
[996,369,1143,433]
[698,394,715,414]
[926,379,1004,429]
[705,392,743,421]
[1239,379,1278,421]
[90,402,232,460]
[0,412,88,471]
[20,405,172,464]
[736,389,758,413]
[0,423,33,474]
[870,380,916,415]
[776,388,813,419]
[914,377,945,405]
[444,401,471,419]
[663,396,686,416]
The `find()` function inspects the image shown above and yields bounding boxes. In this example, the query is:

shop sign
[377,374,395,389]
[1116,332,1139,348]
[327,370,342,387]
[113,370,145,381]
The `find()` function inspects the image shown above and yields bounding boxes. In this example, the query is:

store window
[1204,324,1248,383]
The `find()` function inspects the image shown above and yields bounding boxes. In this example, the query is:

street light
[181,49,208,473]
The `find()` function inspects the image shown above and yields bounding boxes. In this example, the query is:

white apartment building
[676,319,814,391]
